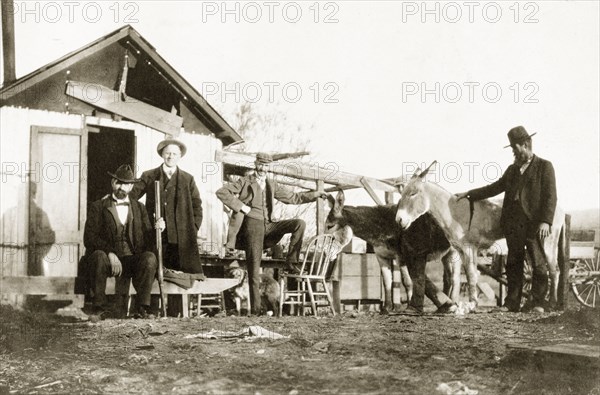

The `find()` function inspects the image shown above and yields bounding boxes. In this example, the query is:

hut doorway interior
[87,127,136,206]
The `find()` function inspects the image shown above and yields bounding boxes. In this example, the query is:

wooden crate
[330,253,382,312]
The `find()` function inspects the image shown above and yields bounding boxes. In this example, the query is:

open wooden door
[29,126,88,276]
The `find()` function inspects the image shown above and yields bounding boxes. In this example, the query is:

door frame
[30,125,89,265]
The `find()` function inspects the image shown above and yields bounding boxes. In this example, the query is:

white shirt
[162,164,177,179]
[519,158,533,175]
[112,194,130,224]
[256,174,267,190]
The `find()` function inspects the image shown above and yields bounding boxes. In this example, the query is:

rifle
[155,181,167,317]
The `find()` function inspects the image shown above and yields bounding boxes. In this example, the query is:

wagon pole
[216,150,402,234]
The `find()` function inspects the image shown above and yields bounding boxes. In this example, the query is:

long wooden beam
[66,81,183,136]
[360,177,385,205]
[216,151,396,192]
[274,176,313,190]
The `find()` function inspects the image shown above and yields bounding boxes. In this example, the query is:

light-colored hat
[157,139,187,157]
[255,152,273,164]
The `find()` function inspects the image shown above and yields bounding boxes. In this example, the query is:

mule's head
[325,191,347,232]
[395,161,437,229]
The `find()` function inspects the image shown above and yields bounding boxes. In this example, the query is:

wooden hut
[0,26,242,299]
[0,24,407,313]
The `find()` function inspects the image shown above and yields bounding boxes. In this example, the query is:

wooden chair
[279,234,337,317]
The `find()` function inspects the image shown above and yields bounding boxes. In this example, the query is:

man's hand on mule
[108,252,123,277]
[455,192,469,201]
[537,222,551,240]
[155,217,166,232]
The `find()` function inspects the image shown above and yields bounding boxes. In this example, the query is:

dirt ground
[1,303,599,395]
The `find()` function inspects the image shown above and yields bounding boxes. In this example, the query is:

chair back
[298,234,336,277]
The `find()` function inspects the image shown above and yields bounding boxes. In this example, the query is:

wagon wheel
[521,257,533,308]
[570,251,600,308]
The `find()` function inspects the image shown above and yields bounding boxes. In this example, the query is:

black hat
[505,126,537,148]
[107,164,139,183]
[157,139,187,157]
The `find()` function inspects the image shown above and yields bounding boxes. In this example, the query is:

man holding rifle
[131,139,204,275]
[83,165,158,319]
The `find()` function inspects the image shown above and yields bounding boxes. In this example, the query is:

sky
[1,0,599,211]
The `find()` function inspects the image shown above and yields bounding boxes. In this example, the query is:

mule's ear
[397,183,405,194]
[419,161,437,178]
[326,194,335,208]
[335,190,345,207]
[411,167,421,179]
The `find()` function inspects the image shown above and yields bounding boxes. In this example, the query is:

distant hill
[569,208,600,230]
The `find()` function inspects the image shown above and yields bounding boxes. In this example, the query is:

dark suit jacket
[130,166,203,273]
[468,155,557,228]
[83,195,153,256]
[216,174,318,222]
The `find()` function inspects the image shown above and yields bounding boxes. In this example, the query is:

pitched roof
[0,25,242,145]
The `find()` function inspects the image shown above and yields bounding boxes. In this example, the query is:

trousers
[504,204,548,309]
[87,250,157,308]
[239,217,306,314]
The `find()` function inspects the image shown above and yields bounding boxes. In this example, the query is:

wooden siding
[1,107,83,279]
[177,131,224,255]
[1,107,226,285]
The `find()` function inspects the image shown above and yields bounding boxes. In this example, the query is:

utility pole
[1,0,17,85]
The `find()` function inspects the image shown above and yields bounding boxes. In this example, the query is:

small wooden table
[199,254,289,269]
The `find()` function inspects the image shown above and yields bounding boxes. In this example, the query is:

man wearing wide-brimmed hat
[216,152,326,315]
[131,139,204,276]
[456,126,557,313]
[83,164,158,319]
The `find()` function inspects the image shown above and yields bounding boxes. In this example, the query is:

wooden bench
[105,277,239,317]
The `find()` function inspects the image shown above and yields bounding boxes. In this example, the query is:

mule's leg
[442,248,462,302]
[375,254,394,314]
[463,245,480,305]
[399,263,413,304]
[442,258,453,298]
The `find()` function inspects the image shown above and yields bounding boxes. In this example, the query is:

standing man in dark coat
[131,139,204,275]
[456,126,557,313]
[84,164,158,319]
[216,153,326,315]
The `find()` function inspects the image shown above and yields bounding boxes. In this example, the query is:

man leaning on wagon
[83,165,158,320]
[456,126,557,313]
[216,152,327,316]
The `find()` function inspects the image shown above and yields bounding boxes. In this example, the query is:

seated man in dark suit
[84,164,158,319]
